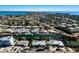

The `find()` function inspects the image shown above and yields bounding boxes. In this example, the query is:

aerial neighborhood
[0,12,79,53]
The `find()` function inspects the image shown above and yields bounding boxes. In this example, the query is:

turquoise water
[0,11,79,15]
[0,11,32,15]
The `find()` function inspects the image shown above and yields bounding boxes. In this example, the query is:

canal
[14,34,63,39]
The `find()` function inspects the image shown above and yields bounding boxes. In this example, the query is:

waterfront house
[39,28,49,34]
[31,39,47,51]
[0,36,15,46]
[32,40,46,47]
[24,29,30,35]
[48,40,64,47]
[31,28,39,34]
[48,29,57,33]
[16,40,30,49]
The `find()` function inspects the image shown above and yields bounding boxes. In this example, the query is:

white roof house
[10,26,18,28]
[14,28,30,33]
[60,24,66,27]
[15,28,22,33]
[39,29,49,34]
[25,29,30,34]
[22,28,30,33]
[32,26,38,28]
[48,40,64,46]
[32,40,46,46]
[67,24,72,27]
[25,26,31,28]
[0,36,15,46]
[0,24,4,27]
[0,28,3,32]
[31,28,39,34]
[68,27,76,32]
[72,24,78,27]
[61,23,66,25]
[75,27,79,32]
[71,20,77,23]
[5,29,14,33]
[75,27,79,29]
[48,29,56,33]
[17,41,29,47]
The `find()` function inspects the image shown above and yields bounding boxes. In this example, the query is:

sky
[0,5,79,11]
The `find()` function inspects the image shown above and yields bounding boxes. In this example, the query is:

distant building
[14,28,30,34]
[60,24,66,28]
[66,24,72,27]
[71,20,77,23]
[7,19,26,26]
[48,29,57,33]
[75,27,79,32]
[68,27,76,33]
[0,27,3,32]
[72,24,78,27]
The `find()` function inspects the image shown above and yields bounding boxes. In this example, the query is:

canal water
[14,34,63,39]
